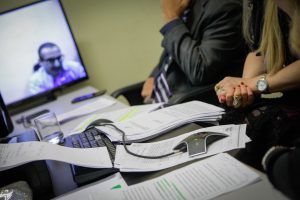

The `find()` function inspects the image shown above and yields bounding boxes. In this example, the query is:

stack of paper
[114,124,249,172]
[68,103,164,136]
[92,153,260,200]
[96,101,225,142]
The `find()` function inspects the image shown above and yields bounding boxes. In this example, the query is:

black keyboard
[64,127,118,185]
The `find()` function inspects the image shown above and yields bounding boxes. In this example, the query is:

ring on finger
[233,95,242,108]
[215,86,225,95]
[214,85,221,93]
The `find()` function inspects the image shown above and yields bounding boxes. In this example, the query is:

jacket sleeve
[264,143,300,199]
[161,0,244,85]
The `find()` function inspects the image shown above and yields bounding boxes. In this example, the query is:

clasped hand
[215,77,255,108]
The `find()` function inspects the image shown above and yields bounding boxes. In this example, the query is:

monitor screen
[0,0,88,107]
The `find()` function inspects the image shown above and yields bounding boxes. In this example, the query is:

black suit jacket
[151,0,246,95]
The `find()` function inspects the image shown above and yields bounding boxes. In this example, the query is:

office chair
[111,81,219,106]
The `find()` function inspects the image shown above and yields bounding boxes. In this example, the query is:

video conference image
[0,0,88,106]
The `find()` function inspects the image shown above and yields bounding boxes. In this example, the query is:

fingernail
[241,81,244,85]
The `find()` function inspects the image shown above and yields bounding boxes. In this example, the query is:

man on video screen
[29,42,86,94]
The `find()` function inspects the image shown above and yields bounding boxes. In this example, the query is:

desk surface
[10,86,288,200]
[11,86,126,135]
[10,86,128,196]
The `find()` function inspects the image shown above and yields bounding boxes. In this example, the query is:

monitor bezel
[0,0,89,110]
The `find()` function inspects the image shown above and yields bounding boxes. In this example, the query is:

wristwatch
[256,74,269,93]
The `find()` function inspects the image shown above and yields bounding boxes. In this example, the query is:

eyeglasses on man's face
[41,55,63,66]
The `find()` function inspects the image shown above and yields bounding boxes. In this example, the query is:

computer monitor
[0,0,88,111]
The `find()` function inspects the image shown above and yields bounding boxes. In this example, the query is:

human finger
[214,84,221,93]
[216,87,226,103]
[232,86,242,109]
[240,83,248,107]
[141,77,154,97]
[225,86,235,107]
[246,86,255,106]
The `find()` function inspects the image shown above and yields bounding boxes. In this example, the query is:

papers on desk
[114,124,249,172]
[97,101,225,142]
[0,124,249,175]
[94,153,261,200]
[0,142,112,171]
[57,97,116,124]
[69,103,164,136]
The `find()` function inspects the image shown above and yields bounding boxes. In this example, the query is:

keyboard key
[67,127,117,185]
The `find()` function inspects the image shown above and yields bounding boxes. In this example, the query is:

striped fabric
[153,9,190,103]
[153,56,173,103]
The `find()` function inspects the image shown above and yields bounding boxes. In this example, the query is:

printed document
[98,153,261,200]
[0,142,112,171]
[97,101,224,142]
[114,124,249,172]
[69,103,163,136]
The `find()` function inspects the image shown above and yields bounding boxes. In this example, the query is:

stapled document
[96,101,225,142]
[69,103,164,136]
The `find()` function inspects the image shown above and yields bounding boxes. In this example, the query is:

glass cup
[34,112,64,144]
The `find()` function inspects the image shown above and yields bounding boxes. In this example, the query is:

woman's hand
[215,77,255,108]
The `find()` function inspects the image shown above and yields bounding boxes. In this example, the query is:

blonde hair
[258,0,285,73]
[290,0,300,57]
[243,0,300,73]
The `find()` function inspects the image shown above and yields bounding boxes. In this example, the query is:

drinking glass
[34,112,64,144]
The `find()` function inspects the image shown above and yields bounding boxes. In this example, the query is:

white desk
[11,86,127,136]
[8,86,288,200]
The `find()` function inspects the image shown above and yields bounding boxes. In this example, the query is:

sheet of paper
[68,103,164,136]
[114,124,248,172]
[54,172,127,200]
[99,153,261,200]
[97,101,225,142]
[57,97,116,124]
[0,142,112,171]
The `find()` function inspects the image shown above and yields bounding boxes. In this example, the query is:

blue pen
[71,90,106,103]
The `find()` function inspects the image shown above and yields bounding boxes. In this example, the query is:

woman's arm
[242,52,266,78]
[267,60,300,92]
[216,54,300,107]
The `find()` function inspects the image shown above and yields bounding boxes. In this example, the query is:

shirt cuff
[160,18,183,36]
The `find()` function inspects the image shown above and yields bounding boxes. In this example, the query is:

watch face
[257,80,268,91]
